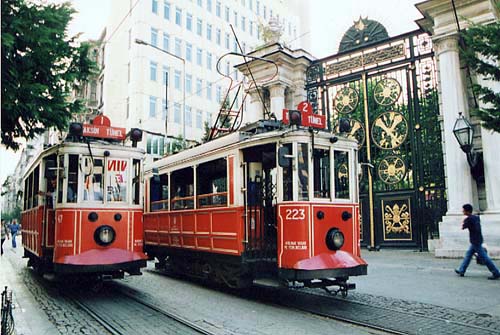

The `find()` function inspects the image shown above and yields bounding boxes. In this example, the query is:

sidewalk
[352,249,500,317]
[0,237,58,335]
[1,239,499,335]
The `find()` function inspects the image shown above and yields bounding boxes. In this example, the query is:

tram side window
[27,173,33,208]
[83,157,104,201]
[150,173,168,211]
[57,155,64,204]
[132,159,141,205]
[67,155,78,203]
[197,158,227,207]
[32,166,40,207]
[313,148,330,198]
[107,159,128,202]
[282,143,293,201]
[298,143,309,201]
[334,151,350,199]
[24,179,28,210]
[171,167,194,210]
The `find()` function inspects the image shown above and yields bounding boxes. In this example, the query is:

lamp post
[453,112,483,181]
[135,38,186,147]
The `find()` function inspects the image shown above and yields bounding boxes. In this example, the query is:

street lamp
[135,38,186,147]
[453,112,483,181]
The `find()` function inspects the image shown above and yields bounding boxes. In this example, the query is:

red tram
[21,116,147,278]
[143,118,367,293]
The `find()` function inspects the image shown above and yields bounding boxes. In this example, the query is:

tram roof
[146,125,357,173]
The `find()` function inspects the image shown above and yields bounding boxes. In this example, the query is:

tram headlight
[94,225,116,246]
[326,228,344,251]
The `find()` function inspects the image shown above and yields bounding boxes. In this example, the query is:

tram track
[147,268,500,335]
[67,282,225,335]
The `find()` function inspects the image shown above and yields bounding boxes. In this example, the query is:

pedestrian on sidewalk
[8,219,20,248]
[455,204,500,280]
[1,219,9,255]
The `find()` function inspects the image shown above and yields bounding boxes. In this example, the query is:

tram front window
[298,143,309,201]
[313,148,330,198]
[106,158,128,202]
[83,157,104,202]
[334,151,350,199]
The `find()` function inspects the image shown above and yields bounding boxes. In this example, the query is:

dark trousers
[1,238,5,255]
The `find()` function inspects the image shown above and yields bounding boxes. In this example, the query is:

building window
[206,82,212,100]
[241,16,246,32]
[147,134,164,156]
[197,0,202,6]
[174,70,181,90]
[225,33,230,49]
[196,110,203,129]
[256,0,260,15]
[233,11,238,28]
[162,99,167,120]
[175,38,181,57]
[196,48,202,66]
[225,61,230,76]
[263,5,266,20]
[206,52,212,70]
[163,33,170,51]
[127,62,130,83]
[216,28,221,45]
[249,21,253,36]
[196,18,202,36]
[249,0,253,10]
[126,97,130,119]
[186,74,192,94]
[174,103,181,123]
[152,0,158,14]
[128,29,132,49]
[233,39,238,53]
[163,1,170,20]
[225,6,229,22]
[196,78,202,96]
[206,111,212,127]
[186,43,192,62]
[149,96,157,117]
[186,13,193,31]
[150,61,157,81]
[175,7,182,26]
[206,24,212,41]
[216,1,221,17]
[185,105,192,127]
[216,85,222,103]
[151,28,158,46]
[206,0,212,12]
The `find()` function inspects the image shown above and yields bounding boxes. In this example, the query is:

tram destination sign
[82,124,127,140]
[282,101,326,129]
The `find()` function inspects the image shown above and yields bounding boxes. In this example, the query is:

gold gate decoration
[371,111,408,149]
[335,118,365,148]
[382,198,412,241]
[373,78,401,106]
[378,155,406,184]
[334,87,359,114]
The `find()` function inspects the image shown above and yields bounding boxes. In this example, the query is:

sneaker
[487,273,500,280]
[455,269,464,277]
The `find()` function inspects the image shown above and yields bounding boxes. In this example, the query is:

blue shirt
[463,214,483,245]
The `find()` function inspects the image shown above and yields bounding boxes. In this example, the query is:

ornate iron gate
[306,29,447,249]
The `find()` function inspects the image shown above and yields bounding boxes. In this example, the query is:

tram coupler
[323,281,355,297]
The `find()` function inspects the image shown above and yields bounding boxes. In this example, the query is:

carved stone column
[243,89,264,125]
[433,35,476,257]
[269,85,286,120]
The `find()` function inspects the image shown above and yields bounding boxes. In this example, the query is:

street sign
[83,115,126,140]
[282,101,326,129]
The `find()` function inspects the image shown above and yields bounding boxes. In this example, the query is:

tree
[1,0,95,151]
[461,21,500,133]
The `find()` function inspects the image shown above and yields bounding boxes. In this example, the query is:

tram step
[253,278,283,288]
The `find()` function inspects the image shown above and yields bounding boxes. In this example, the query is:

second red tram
[143,121,367,293]
[21,117,147,278]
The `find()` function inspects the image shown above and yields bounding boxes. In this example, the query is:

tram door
[243,144,277,260]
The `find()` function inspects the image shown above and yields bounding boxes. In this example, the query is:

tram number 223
[285,209,306,220]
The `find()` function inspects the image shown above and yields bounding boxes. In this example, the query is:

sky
[0,0,423,185]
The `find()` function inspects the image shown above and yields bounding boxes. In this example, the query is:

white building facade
[103,0,309,161]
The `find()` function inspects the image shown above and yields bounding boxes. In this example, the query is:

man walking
[455,204,500,280]
[9,219,20,248]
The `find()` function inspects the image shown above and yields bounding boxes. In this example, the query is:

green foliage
[168,135,185,154]
[1,0,96,151]
[461,21,500,133]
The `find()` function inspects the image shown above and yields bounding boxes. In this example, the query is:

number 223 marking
[285,209,305,220]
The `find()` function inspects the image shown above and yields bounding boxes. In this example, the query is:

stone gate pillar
[417,0,500,257]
